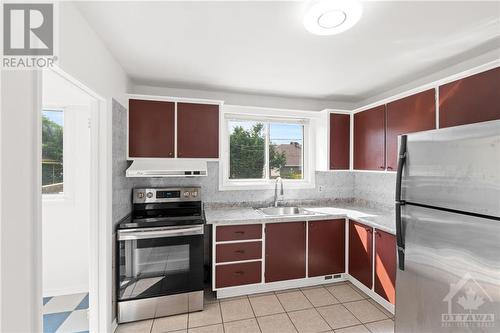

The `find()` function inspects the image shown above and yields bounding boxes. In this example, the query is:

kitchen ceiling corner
[76,1,500,104]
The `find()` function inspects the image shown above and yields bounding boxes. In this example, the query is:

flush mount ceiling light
[304,0,363,36]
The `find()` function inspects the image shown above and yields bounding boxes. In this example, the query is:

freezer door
[395,204,500,333]
[401,119,500,217]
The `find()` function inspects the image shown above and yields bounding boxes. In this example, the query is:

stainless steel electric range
[117,187,204,323]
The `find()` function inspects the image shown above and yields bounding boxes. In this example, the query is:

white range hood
[126,159,208,177]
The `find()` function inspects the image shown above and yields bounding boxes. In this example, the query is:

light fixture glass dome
[304,0,363,36]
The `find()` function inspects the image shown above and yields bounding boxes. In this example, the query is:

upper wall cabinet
[354,105,386,170]
[439,67,500,128]
[329,113,350,170]
[128,99,220,159]
[386,89,436,170]
[177,103,219,158]
[129,99,175,158]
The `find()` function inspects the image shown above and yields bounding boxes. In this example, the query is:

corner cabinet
[308,219,345,276]
[128,99,175,158]
[128,98,220,159]
[354,105,386,171]
[348,220,373,289]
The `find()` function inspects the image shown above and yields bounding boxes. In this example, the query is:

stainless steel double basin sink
[257,206,317,217]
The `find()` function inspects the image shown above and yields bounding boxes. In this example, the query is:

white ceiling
[76,1,500,103]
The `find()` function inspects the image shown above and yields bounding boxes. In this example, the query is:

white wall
[1,70,43,333]
[42,71,92,297]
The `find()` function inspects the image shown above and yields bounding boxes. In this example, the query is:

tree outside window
[42,110,64,194]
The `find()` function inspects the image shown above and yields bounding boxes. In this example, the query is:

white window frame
[219,108,316,190]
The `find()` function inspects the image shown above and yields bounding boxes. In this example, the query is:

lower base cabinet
[215,262,261,288]
[349,220,373,289]
[374,229,397,304]
[265,222,306,282]
[308,219,345,277]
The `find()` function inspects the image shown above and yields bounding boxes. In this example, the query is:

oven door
[117,225,204,302]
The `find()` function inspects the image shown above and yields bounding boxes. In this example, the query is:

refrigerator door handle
[396,202,405,270]
[395,135,407,202]
[395,135,407,270]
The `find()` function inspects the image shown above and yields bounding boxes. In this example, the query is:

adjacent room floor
[43,293,89,333]
[116,282,394,333]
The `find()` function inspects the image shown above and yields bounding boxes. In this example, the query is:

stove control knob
[191,191,198,197]
[183,191,190,198]
[146,192,153,198]
[138,192,144,198]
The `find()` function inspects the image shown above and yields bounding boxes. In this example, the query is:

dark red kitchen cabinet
[177,103,219,158]
[308,220,345,277]
[215,261,261,288]
[330,113,350,170]
[354,105,386,170]
[265,222,306,282]
[439,67,500,128]
[349,220,373,289]
[128,99,175,158]
[386,89,436,170]
[374,230,397,305]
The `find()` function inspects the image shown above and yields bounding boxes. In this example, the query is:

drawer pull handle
[235,271,244,275]
[234,231,245,234]
[235,250,245,254]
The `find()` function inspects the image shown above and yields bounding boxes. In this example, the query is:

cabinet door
[354,105,385,170]
[177,103,219,158]
[265,222,306,282]
[308,219,345,277]
[386,89,436,170]
[128,99,175,158]
[349,220,373,289]
[374,230,396,304]
[330,114,350,170]
[439,67,500,128]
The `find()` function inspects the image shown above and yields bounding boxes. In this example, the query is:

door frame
[39,66,111,333]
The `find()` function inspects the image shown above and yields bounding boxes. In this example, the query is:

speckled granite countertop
[204,203,395,235]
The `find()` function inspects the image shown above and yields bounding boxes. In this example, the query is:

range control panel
[133,187,201,203]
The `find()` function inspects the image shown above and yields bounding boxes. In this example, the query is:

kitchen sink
[258,206,316,216]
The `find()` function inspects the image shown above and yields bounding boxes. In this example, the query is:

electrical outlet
[318,185,325,192]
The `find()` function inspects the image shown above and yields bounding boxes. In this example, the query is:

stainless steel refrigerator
[395,119,500,332]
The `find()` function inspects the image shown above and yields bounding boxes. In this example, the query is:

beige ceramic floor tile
[365,319,394,333]
[288,308,330,333]
[188,303,222,328]
[302,287,340,307]
[116,319,153,333]
[223,318,261,333]
[188,323,224,333]
[152,314,188,333]
[220,298,255,322]
[346,283,370,299]
[343,300,387,323]
[316,304,361,330]
[276,291,313,312]
[249,294,285,317]
[367,299,394,319]
[326,284,364,303]
[334,324,370,333]
[257,313,297,333]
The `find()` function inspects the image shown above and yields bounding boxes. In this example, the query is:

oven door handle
[118,225,204,240]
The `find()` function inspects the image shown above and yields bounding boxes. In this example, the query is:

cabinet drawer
[215,262,261,288]
[216,241,262,263]
[216,224,262,241]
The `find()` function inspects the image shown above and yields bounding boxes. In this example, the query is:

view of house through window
[42,110,64,194]
[229,119,304,180]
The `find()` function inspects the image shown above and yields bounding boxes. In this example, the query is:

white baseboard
[216,274,348,298]
[44,285,88,297]
[347,275,395,314]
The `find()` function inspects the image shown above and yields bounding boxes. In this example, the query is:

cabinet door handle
[234,231,245,235]
[235,250,245,254]
[379,166,385,169]
[235,271,244,275]
[178,152,183,157]
[168,152,174,157]
[387,166,393,170]
[375,230,382,237]
[365,228,372,233]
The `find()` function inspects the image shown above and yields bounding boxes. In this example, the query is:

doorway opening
[41,69,99,333]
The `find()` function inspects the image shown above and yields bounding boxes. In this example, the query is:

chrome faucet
[274,177,284,207]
